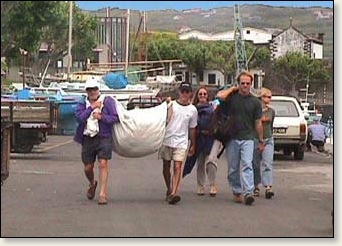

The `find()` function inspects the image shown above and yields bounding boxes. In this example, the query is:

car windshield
[270,100,299,117]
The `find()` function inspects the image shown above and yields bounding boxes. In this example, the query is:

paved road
[1,136,333,237]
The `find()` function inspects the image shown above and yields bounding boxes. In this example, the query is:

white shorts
[159,145,187,162]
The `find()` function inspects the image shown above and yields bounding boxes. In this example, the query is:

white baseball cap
[85,77,99,90]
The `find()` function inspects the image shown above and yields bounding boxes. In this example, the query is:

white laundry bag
[112,98,168,157]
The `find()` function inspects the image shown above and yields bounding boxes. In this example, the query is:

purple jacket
[73,96,120,144]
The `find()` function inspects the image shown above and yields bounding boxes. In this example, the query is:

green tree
[145,32,180,61]
[178,38,207,82]
[1,1,97,70]
[273,52,330,95]
[205,40,235,84]
[38,2,98,70]
[1,1,58,61]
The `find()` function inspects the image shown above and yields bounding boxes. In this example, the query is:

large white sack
[112,98,167,157]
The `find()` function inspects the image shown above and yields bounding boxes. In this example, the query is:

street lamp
[19,48,28,88]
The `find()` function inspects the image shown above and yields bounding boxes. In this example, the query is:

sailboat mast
[125,9,130,77]
[67,1,73,81]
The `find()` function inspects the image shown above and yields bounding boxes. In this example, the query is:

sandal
[253,187,260,197]
[98,196,108,205]
[165,190,172,201]
[209,185,217,197]
[87,181,97,200]
[197,186,205,196]
[168,195,181,205]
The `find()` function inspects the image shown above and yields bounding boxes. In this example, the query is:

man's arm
[188,127,197,156]
[216,86,239,100]
[100,97,120,124]
[255,119,264,152]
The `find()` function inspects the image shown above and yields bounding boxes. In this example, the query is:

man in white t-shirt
[160,82,198,205]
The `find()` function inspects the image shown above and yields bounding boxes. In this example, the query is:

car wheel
[283,148,292,156]
[294,147,304,160]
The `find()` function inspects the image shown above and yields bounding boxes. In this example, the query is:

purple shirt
[74,96,120,144]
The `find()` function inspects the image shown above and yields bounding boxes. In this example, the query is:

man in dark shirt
[217,71,263,205]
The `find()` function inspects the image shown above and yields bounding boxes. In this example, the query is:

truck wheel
[294,147,304,160]
[14,144,34,153]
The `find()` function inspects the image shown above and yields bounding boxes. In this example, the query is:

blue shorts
[81,135,113,165]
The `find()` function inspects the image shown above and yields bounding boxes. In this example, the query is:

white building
[189,70,224,86]
[271,25,324,60]
[179,27,272,44]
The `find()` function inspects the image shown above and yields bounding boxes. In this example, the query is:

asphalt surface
[1,135,334,237]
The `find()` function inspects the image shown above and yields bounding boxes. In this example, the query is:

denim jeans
[225,139,254,195]
[252,138,274,187]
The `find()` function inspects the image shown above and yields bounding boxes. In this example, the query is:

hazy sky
[76,1,333,11]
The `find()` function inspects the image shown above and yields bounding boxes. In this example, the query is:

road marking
[13,170,54,175]
[41,139,74,151]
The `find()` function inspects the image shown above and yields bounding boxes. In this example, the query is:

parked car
[270,96,308,160]
[126,95,162,110]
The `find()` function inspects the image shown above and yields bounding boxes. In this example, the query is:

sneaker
[209,185,217,197]
[265,188,275,199]
[168,195,181,205]
[253,187,260,197]
[233,193,244,203]
[197,186,205,196]
[244,193,255,205]
[87,181,97,200]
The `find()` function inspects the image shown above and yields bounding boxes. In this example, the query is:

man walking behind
[217,71,263,205]
[160,82,198,205]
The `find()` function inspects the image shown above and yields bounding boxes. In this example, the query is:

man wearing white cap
[74,78,119,205]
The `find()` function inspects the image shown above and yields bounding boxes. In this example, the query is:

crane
[233,4,248,84]
[233,4,261,94]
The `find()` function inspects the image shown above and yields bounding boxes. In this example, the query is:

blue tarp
[103,73,128,89]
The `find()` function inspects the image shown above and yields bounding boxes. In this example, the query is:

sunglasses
[240,82,251,86]
[262,95,272,98]
[198,92,207,96]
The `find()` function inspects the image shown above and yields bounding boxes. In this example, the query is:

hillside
[84,4,333,58]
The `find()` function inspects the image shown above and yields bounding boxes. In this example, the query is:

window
[175,71,184,82]
[208,73,216,84]
[199,71,204,82]
[270,101,299,117]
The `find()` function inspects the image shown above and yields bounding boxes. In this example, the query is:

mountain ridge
[84,4,333,58]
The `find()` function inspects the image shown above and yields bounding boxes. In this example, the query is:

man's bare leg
[171,161,183,196]
[98,159,109,204]
[84,163,97,200]
[163,160,172,197]
[84,163,95,184]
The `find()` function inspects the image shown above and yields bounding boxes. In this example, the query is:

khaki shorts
[159,145,187,162]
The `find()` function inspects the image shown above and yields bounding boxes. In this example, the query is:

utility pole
[67,1,73,81]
